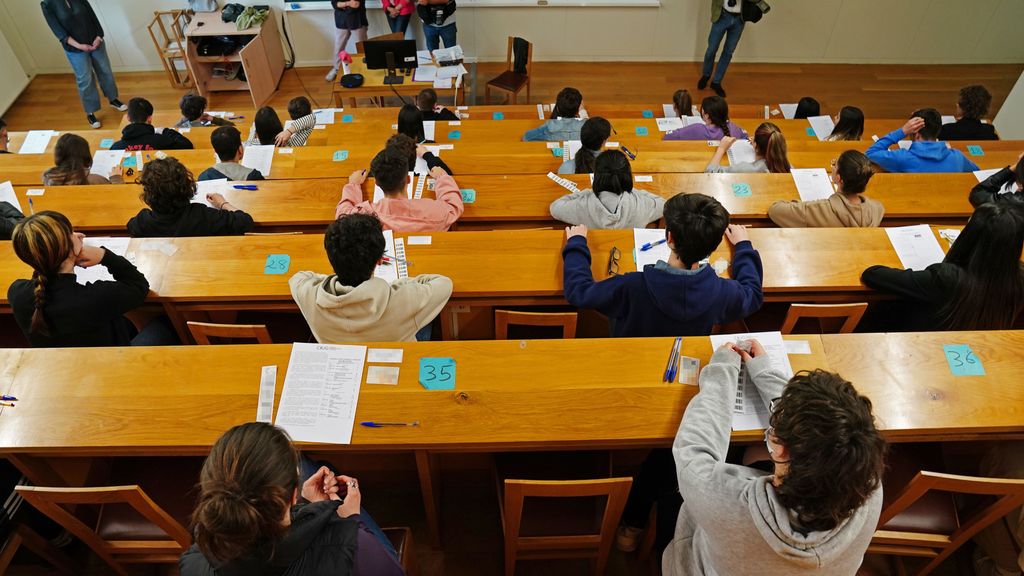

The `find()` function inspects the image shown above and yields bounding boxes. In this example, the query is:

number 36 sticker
[419,357,456,390]
[943,344,985,376]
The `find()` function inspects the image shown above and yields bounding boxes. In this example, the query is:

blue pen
[1,395,16,401]
[233,184,258,190]
[640,238,667,251]
[28,198,35,215]
[360,421,419,428]
[667,337,683,383]
[663,337,682,382]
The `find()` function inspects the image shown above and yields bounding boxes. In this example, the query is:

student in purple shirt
[663,96,748,141]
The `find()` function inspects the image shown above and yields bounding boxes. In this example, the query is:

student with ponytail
[705,122,790,174]
[671,89,694,118]
[550,149,664,229]
[7,211,175,347]
[769,150,884,228]
[179,422,405,576]
[664,95,747,141]
[558,116,612,174]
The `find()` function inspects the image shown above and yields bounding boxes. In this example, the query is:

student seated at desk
[663,95,748,142]
[825,106,864,142]
[0,201,24,240]
[866,109,979,173]
[970,152,1023,208]
[397,103,431,144]
[662,342,885,576]
[793,96,820,119]
[939,84,999,141]
[180,422,405,576]
[247,105,316,148]
[42,133,123,185]
[199,126,266,182]
[522,87,586,142]
[385,132,453,176]
[550,149,664,229]
[336,148,463,232]
[0,118,10,153]
[671,89,693,117]
[861,202,1024,331]
[769,150,884,228]
[173,93,234,130]
[558,116,611,174]
[561,193,763,337]
[8,211,178,347]
[417,88,459,121]
[126,158,254,237]
[111,97,193,151]
[289,213,452,343]
[705,123,790,174]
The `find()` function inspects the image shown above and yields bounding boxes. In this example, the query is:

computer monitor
[363,39,418,85]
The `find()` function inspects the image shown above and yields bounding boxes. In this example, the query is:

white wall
[2,0,1023,75]
[994,71,1024,140]
[0,23,30,115]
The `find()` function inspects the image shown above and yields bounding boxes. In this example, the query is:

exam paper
[683,116,704,127]
[656,117,685,132]
[779,103,798,119]
[634,228,669,270]
[373,230,402,284]
[75,237,131,285]
[435,64,467,80]
[193,178,226,207]
[18,130,57,154]
[973,169,1018,194]
[885,225,946,271]
[790,168,834,202]
[727,139,757,165]
[0,181,22,213]
[241,144,275,178]
[662,103,678,118]
[313,108,343,125]
[423,121,436,141]
[433,77,453,89]
[91,150,125,178]
[941,115,956,125]
[414,65,437,83]
[807,116,835,141]
[708,331,794,431]
[275,343,367,444]
[563,140,583,160]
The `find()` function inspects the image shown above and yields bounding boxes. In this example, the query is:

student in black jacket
[416,88,459,121]
[938,85,999,141]
[969,152,1023,208]
[8,211,176,347]
[861,202,1024,331]
[0,202,24,240]
[127,158,254,237]
[111,97,193,151]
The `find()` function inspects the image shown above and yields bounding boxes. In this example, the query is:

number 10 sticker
[943,344,985,376]
[419,357,456,390]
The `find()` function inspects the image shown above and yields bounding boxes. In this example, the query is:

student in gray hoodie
[550,149,664,229]
[663,340,886,576]
[523,87,585,142]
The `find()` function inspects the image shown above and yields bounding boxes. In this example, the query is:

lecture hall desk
[10,172,978,235]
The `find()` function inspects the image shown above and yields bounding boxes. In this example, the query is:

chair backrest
[187,321,273,345]
[871,470,1024,576]
[494,310,577,339]
[780,303,868,334]
[507,36,533,77]
[244,231,303,236]
[15,485,191,576]
[355,32,406,55]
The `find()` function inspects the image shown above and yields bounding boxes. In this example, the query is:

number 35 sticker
[943,344,985,376]
[419,357,456,390]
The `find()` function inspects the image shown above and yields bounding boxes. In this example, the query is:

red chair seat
[879,444,959,536]
[487,71,529,92]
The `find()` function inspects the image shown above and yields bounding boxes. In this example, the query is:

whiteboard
[285,0,660,9]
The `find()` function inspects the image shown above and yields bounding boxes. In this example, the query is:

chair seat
[487,71,529,92]
[96,458,202,541]
[879,444,959,535]
[383,527,409,563]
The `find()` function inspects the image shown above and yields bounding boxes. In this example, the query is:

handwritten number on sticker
[943,344,985,376]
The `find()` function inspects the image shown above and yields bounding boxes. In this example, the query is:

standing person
[41,0,127,129]
[698,0,745,98]
[417,0,457,52]
[326,1,368,83]
[383,0,414,34]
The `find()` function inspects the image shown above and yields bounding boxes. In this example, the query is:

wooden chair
[780,303,868,334]
[485,37,533,105]
[147,10,191,89]
[187,321,273,344]
[15,485,192,576]
[383,527,418,576]
[494,310,577,339]
[0,523,77,575]
[500,477,632,576]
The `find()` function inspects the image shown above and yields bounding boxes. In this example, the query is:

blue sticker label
[805,127,816,137]
[100,138,114,149]
[448,130,461,140]
[122,155,137,168]
[732,183,752,197]
[264,254,290,275]
[967,145,984,156]
[492,112,504,120]
[333,150,349,162]
[460,189,476,203]
[552,147,563,157]
[641,110,654,118]
[943,344,985,376]
[636,126,649,137]
[419,357,456,390]
[341,114,353,123]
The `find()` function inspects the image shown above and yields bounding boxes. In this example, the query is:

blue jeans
[130,316,180,346]
[702,11,744,84]
[64,43,119,114]
[387,13,411,34]
[423,22,457,52]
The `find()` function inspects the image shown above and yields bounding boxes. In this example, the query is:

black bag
[417,1,456,26]
[196,35,240,56]
[221,3,245,22]
[741,0,770,23]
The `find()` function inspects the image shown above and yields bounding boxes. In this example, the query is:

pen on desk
[1,396,16,401]
[640,238,667,252]
[667,337,682,383]
[382,254,412,265]
[620,145,637,160]
[662,338,679,382]
[360,421,419,428]
[28,198,35,215]
[0,402,14,408]
[233,185,258,190]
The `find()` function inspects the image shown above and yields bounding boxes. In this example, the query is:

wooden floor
[4,61,1022,131]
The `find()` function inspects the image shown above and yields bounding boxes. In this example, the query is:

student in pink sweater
[335,149,464,232]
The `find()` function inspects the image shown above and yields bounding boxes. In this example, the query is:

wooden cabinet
[184,10,286,108]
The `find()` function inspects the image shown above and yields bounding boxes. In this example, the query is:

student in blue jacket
[561,192,763,337]
[865,109,978,173]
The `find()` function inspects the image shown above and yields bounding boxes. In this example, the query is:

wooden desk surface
[10,172,977,235]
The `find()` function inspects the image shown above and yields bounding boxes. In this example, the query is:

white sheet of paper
[897,140,912,150]
[366,366,400,385]
[256,365,277,423]
[727,139,757,165]
[18,130,56,154]
[193,178,226,207]
[634,228,669,270]
[417,49,433,64]
[91,150,124,178]
[413,65,437,83]
[241,144,274,178]
[373,229,400,284]
[683,116,704,127]
[784,340,812,355]
[274,343,367,444]
[435,64,467,80]
[807,115,835,142]
[941,115,956,125]
[74,237,131,285]
[938,229,960,246]
[656,117,685,132]
[563,140,583,160]
[779,103,798,119]
[423,121,436,141]
[413,156,429,175]
[885,225,946,271]
[973,169,1018,194]
[790,168,834,202]
[0,181,22,213]
[367,348,404,363]
[709,331,794,431]
[661,103,677,118]
[433,77,453,89]
[407,236,432,245]
[313,108,343,125]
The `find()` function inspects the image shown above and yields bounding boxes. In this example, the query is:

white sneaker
[109,99,127,112]
[325,68,338,82]
[87,114,101,129]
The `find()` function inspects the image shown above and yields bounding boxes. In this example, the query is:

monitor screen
[364,39,419,70]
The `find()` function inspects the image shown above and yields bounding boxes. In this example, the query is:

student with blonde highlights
[705,122,790,174]
[42,133,123,186]
[769,150,884,228]
[180,422,404,576]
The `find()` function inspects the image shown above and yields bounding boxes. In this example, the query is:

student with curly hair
[126,157,254,237]
[174,93,233,130]
[939,84,999,141]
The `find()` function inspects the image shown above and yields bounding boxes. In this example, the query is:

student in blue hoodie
[865,108,978,173]
[561,192,763,337]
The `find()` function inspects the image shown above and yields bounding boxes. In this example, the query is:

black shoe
[87,114,101,128]
[109,99,127,112]
[697,75,710,90]
[710,82,726,97]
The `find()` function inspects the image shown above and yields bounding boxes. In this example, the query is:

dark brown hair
[191,422,300,563]
[672,89,693,117]
[11,211,75,336]
[663,193,729,267]
[287,96,312,121]
[753,122,790,173]
[957,84,992,120]
[770,370,886,533]
[416,88,439,112]
[139,158,197,214]
[576,117,612,174]
[700,96,731,138]
[51,133,94,184]
[834,150,874,194]
[254,107,285,146]
[551,87,583,119]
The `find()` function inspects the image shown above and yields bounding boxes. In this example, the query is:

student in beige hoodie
[289,213,452,343]
[768,150,885,228]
